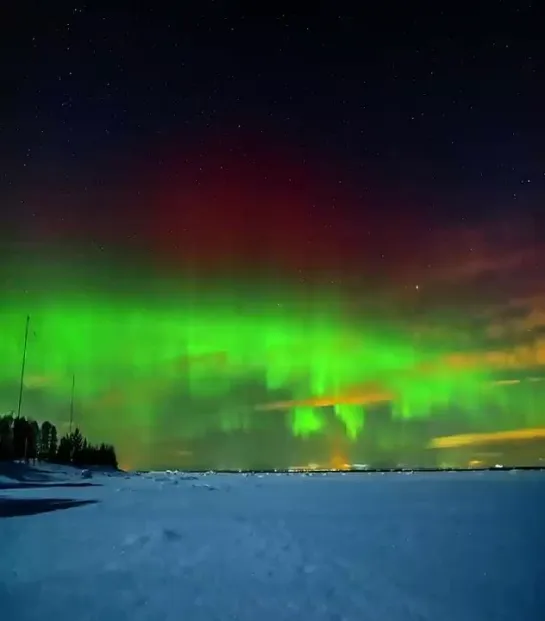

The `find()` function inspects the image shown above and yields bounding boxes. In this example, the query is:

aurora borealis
[2,4,545,468]
[2,187,545,468]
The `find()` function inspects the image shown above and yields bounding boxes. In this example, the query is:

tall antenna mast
[17,315,30,419]
[69,373,75,435]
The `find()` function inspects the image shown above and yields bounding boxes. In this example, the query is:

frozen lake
[1,468,544,621]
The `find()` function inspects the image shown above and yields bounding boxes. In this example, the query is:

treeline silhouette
[0,412,117,468]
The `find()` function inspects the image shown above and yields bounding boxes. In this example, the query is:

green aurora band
[1,256,545,466]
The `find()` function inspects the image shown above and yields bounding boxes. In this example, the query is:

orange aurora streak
[255,353,545,413]
[429,428,545,449]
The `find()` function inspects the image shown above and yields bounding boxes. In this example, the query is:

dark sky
[2,0,543,222]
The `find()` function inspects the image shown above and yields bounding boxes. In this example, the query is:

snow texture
[1,467,544,621]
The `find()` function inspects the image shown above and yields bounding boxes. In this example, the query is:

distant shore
[134,465,545,475]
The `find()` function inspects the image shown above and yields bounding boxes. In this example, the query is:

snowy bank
[1,469,544,621]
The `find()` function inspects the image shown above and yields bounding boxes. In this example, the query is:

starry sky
[3,1,543,220]
[3,1,544,327]
[1,1,545,468]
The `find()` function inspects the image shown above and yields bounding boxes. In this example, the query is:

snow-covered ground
[1,467,544,621]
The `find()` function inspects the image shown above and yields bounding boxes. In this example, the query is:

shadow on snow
[0,496,99,518]
[0,481,100,490]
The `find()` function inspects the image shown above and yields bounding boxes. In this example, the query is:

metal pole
[16,315,30,419]
[69,373,75,435]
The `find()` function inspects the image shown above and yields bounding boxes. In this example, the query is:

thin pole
[69,373,75,435]
[17,315,30,419]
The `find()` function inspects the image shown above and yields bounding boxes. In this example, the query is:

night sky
[1,1,544,469]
